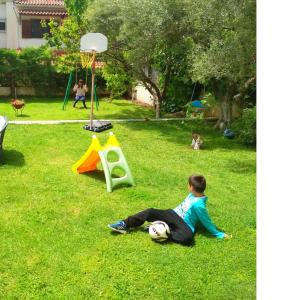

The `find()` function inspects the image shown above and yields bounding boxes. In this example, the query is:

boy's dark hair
[188,175,206,193]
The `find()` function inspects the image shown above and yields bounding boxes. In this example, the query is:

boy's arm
[194,206,225,239]
[73,84,78,92]
[83,85,88,92]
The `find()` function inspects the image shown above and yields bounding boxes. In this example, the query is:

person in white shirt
[73,79,88,108]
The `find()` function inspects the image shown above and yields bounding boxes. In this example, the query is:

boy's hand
[223,233,232,240]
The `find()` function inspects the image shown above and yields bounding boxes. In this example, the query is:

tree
[43,16,87,52]
[188,0,256,128]
[0,49,19,97]
[65,0,90,23]
[42,6,88,76]
[43,0,90,51]
[87,0,192,118]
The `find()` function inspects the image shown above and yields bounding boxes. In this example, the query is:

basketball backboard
[80,33,108,53]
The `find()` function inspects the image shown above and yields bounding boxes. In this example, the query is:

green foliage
[17,47,53,88]
[159,37,195,113]
[43,17,87,52]
[102,64,133,99]
[0,47,69,96]
[0,48,19,86]
[186,107,204,120]
[53,53,81,74]
[201,92,218,111]
[186,92,217,120]
[88,0,193,116]
[162,79,192,113]
[232,106,256,146]
[65,0,90,23]
[190,0,256,89]
[186,0,256,125]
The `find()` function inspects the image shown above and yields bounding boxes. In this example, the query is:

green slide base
[98,146,135,192]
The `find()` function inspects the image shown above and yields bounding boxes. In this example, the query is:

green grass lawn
[0,97,155,121]
[0,120,255,299]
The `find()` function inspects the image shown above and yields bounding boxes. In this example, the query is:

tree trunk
[141,78,163,119]
[10,72,16,98]
[140,63,171,119]
[212,80,235,130]
[155,96,162,119]
[214,96,232,130]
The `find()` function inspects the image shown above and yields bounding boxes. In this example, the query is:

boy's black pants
[123,208,193,246]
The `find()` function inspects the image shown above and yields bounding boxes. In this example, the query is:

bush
[0,46,70,96]
[102,64,133,99]
[232,106,256,146]
[185,92,217,120]
[162,79,193,113]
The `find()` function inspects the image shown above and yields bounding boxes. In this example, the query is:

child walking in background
[108,175,231,246]
[73,79,88,108]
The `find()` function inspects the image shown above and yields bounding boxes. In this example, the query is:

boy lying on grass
[108,175,231,246]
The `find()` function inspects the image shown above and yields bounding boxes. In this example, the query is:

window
[0,20,5,32]
[31,19,50,38]
[22,19,50,38]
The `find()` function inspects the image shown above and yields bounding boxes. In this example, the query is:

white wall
[0,87,11,96]
[0,3,7,48]
[0,33,6,48]
[0,4,6,18]
[6,0,19,48]
[134,83,154,106]
[0,86,36,96]
[19,38,47,48]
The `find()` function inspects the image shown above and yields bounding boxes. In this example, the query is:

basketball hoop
[80,52,94,69]
[80,33,108,131]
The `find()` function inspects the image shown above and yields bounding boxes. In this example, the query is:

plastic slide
[72,132,120,174]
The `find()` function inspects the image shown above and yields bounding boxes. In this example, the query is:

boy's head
[188,175,206,193]
[78,79,84,85]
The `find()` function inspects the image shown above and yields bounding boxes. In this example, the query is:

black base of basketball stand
[83,120,113,132]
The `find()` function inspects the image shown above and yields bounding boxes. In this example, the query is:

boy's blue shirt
[174,193,225,239]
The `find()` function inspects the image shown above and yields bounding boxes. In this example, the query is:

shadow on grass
[109,226,196,247]
[81,170,134,192]
[118,120,256,152]
[73,106,89,110]
[14,114,30,118]
[195,225,229,239]
[98,108,154,120]
[82,169,105,182]
[1,149,25,167]
[225,158,256,174]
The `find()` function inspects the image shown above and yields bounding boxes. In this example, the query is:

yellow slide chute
[72,132,120,174]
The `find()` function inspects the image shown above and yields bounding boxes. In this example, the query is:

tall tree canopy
[87,0,255,121]
[65,0,90,23]
[87,0,192,118]
[188,0,256,127]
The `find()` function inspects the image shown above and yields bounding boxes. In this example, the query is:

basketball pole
[90,51,96,130]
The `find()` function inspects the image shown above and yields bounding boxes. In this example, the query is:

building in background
[0,0,67,49]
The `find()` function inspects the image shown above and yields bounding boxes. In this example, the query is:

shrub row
[232,106,256,146]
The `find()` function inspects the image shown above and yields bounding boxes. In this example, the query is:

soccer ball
[148,221,170,241]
